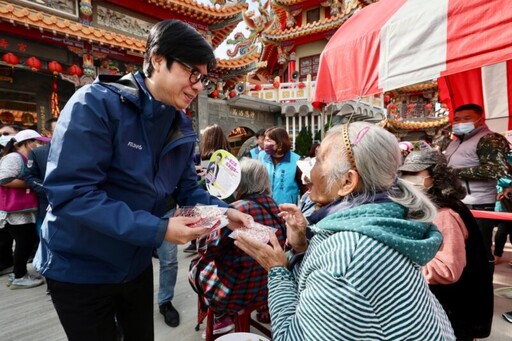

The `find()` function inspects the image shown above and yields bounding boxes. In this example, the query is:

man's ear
[151,55,163,71]
[337,169,360,197]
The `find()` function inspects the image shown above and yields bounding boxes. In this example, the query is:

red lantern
[387,103,397,111]
[312,101,324,110]
[273,81,280,89]
[48,61,62,75]
[229,90,236,98]
[425,103,433,111]
[69,64,83,77]
[407,103,415,111]
[298,82,305,89]
[254,84,262,91]
[384,94,390,104]
[211,89,219,98]
[2,52,19,67]
[26,56,41,72]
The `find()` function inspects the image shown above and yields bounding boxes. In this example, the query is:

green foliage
[295,126,313,157]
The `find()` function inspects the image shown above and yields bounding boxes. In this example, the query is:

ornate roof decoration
[387,116,450,131]
[145,0,248,24]
[273,0,308,6]
[262,1,360,42]
[213,45,264,87]
[0,1,145,52]
[396,80,438,93]
[216,45,261,71]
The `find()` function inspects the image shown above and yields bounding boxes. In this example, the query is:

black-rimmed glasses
[171,56,210,87]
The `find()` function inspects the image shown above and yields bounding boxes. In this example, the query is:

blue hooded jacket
[34,72,226,284]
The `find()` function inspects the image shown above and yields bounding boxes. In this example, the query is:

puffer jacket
[34,72,226,284]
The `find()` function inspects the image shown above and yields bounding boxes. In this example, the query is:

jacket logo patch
[127,141,142,150]
[27,160,33,168]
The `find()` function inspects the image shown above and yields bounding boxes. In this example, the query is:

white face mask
[401,175,432,192]
[452,118,481,135]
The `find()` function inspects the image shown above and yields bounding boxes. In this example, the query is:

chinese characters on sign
[229,108,256,119]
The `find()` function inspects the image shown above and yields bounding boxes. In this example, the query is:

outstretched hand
[234,232,287,271]
[164,216,205,244]
[226,208,254,230]
[278,204,309,253]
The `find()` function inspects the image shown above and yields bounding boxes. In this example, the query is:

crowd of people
[1,18,512,341]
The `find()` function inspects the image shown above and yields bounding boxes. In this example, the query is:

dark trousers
[494,220,512,257]
[47,265,154,341]
[467,203,496,274]
[6,222,37,278]
[0,226,13,268]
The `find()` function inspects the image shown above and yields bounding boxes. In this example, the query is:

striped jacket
[268,202,455,340]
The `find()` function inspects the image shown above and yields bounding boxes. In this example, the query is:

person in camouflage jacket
[445,103,510,273]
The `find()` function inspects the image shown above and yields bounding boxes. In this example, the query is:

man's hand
[278,204,308,253]
[226,208,254,230]
[234,232,287,271]
[164,216,205,244]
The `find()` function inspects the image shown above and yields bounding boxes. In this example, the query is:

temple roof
[262,11,352,42]
[387,116,450,131]
[132,0,249,48]
[0,1,145,52]
[213,46,263,87]
[144,0,248,23]
[0,0,247,54]
[396,80,438,93]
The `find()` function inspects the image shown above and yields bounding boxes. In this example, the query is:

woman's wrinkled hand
[278,204,308,253]
[234,232,287,271]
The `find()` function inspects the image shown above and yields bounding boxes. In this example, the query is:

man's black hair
[143,20,216,77]
[45,117,58,131]
[454,103,484,115]
[0,123,22,132]
[255,128,266,138]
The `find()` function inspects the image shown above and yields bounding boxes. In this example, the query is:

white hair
[324,122,437,222]
[237,158,271,196]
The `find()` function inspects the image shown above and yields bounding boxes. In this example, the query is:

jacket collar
[96,72,179,120]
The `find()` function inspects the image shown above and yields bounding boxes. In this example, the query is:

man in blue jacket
[34,20,251,341]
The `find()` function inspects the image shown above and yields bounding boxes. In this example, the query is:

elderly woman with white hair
[189,158,286,337]
[235,122,455,340]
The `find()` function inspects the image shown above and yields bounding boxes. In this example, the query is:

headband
[341,124,357,171]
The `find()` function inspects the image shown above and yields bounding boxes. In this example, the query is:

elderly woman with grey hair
[235,122,455,340]
[189,158,286,337]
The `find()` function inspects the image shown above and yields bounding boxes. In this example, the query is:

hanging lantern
[425,103,433,111]
[2,52,19,67]
[69,64,83,77]
[48,61,62,75]
[26,56,42,72]
[254,84,262,91]
[384,94,390,104]
[229,90,236,98]
[407,103,415,111]
[273,80,280,89]
[387,103,397,111]
[298,82,305,89]
[312,101,324,110]
[211,89,219,98]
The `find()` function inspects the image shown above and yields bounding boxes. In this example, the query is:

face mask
[264,145,276,156]
[452,122,476,135]
[401,175,432,191]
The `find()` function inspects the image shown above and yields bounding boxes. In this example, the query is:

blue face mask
[452,122,476,135]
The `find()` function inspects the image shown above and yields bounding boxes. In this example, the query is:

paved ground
[0,243,511,341]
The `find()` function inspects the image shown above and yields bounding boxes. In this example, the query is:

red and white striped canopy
[314,0,512,129]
